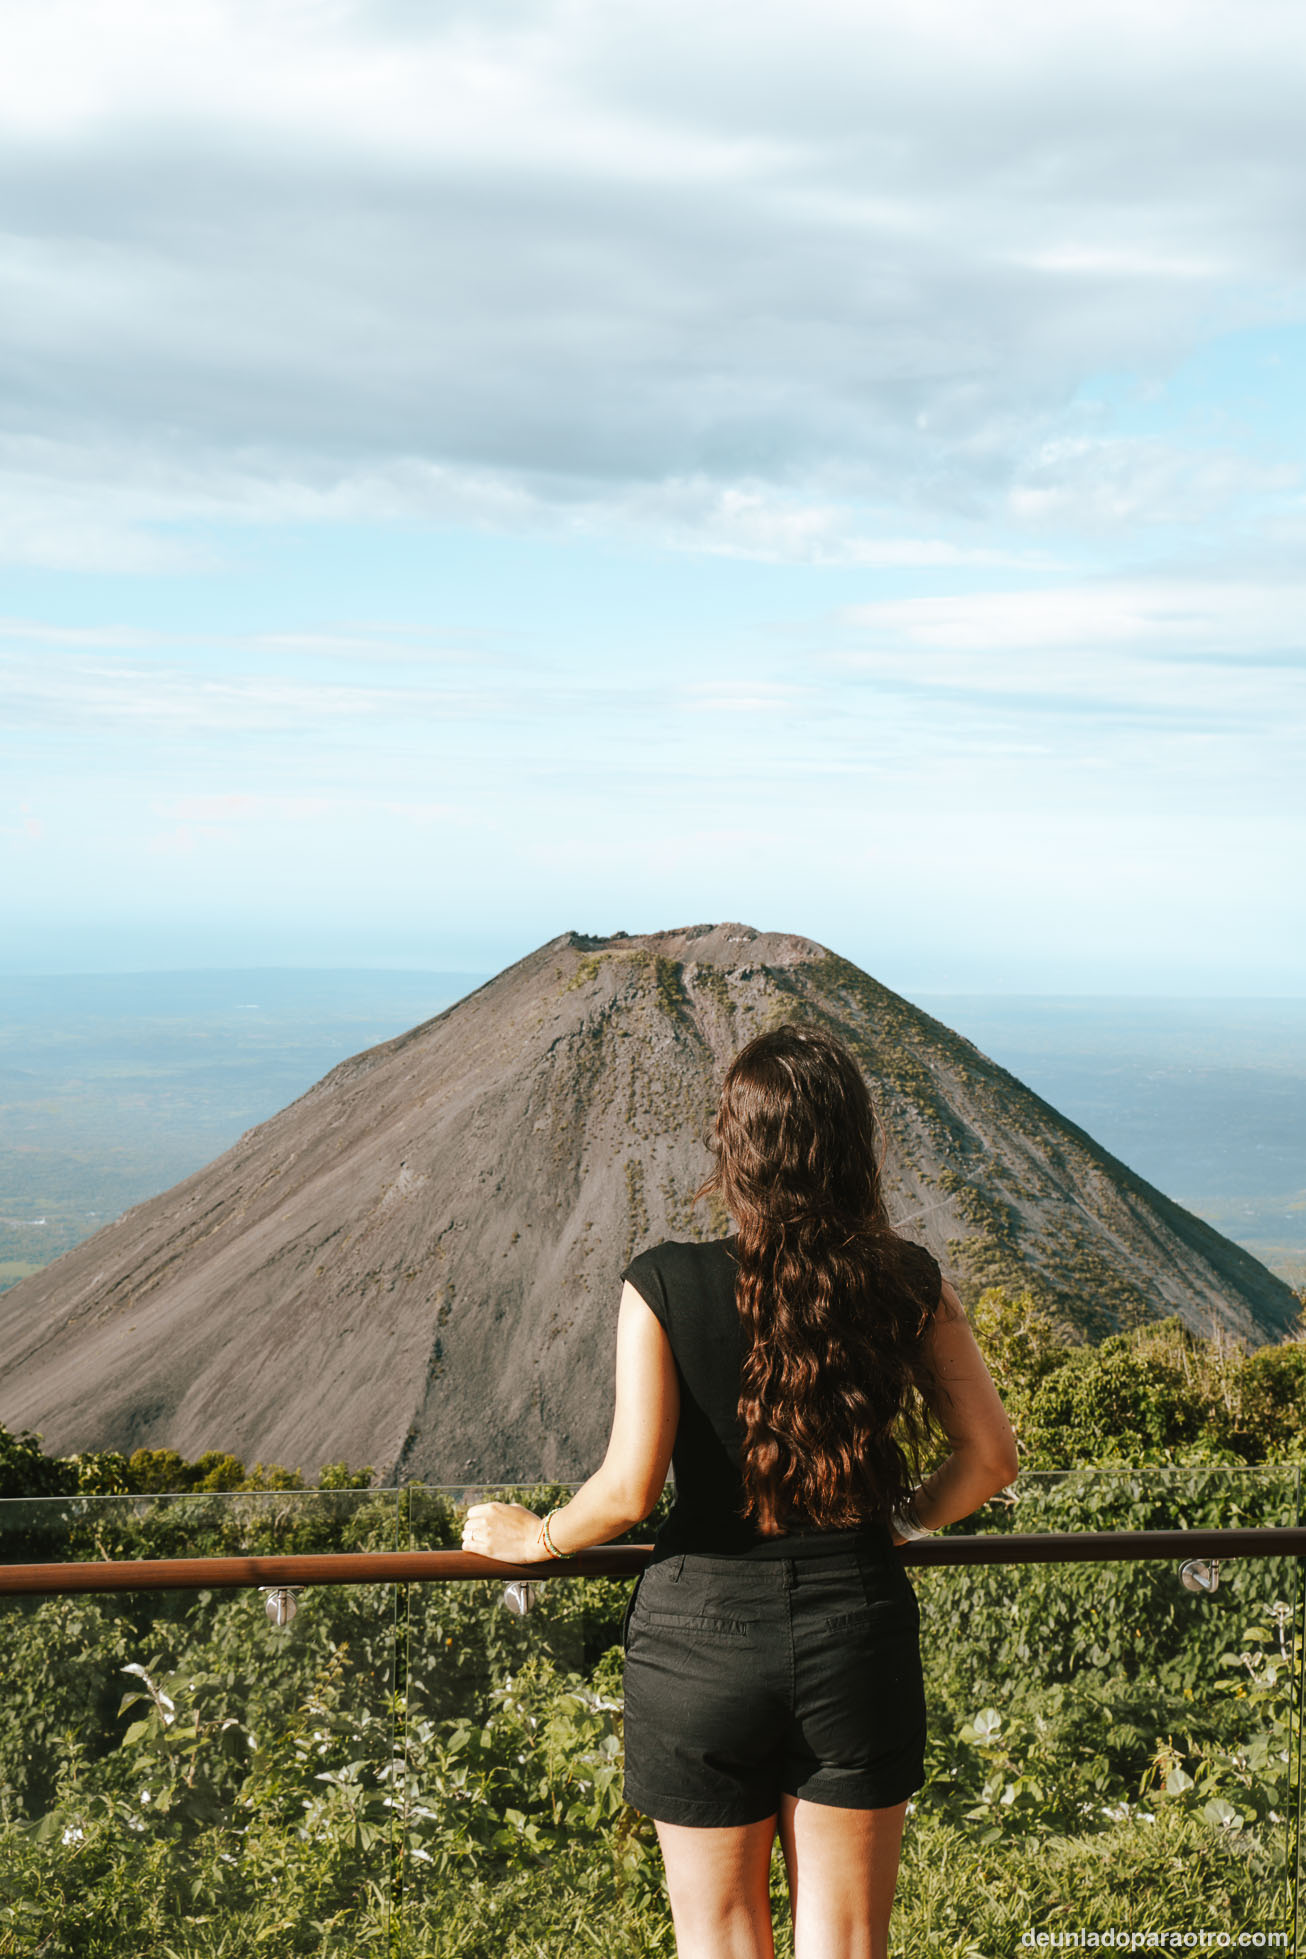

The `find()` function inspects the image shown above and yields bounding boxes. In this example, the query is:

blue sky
[3,0,1305,994]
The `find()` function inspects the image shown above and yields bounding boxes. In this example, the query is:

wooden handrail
[0,1527,1301,1597]
[0,1545,650,1597]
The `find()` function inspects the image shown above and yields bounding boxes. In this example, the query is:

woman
[462,1023,1018,1959]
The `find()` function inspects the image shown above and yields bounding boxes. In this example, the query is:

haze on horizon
[3,1,1304,997]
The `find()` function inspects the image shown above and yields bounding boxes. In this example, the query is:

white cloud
[0,437,1057,573]
[844,577,1306,655]
[2,0,1305,566]
[839,577,1306,724]
[2,650,443,734]
[681,678,805,715]
[158,793,335,823]
[0,614,495,669]
[1008,437,1298,531]
[597,480,1056,566]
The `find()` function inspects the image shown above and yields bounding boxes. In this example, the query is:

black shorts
[621,1549,927,1827]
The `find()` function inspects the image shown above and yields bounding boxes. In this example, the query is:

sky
[3,0,1305,994]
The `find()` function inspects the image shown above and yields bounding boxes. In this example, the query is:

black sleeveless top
[621,1234,943,1561]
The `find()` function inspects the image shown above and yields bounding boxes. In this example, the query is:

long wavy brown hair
[695,1022,942,1533]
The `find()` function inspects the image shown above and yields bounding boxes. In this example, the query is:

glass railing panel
[398,1484,670,1956]
[902,1467,1303,1956]
[0,1488,400,1953]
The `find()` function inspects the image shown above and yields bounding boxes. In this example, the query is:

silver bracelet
[890,1501,935,1542]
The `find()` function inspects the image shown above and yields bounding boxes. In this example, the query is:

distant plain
[1,971,1302,1294]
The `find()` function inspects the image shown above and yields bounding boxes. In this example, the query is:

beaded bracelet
[539,1508,574,1559]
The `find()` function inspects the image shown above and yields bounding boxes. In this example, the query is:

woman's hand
[460,1501,549,1564]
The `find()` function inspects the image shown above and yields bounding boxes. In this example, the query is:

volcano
[0,924,1296,1481]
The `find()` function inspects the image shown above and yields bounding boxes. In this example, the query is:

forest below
[0,1289,1302,1956]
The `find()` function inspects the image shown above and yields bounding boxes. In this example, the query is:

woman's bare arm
[461,1271,1017,1560]
[460,1281,678,1563]
[894,1278,1019,1540]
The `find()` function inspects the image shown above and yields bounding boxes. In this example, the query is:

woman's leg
[776,1795,908,1959]
[654,1814,779,1959]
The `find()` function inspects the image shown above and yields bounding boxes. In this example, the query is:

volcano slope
[0,924,1297,1482]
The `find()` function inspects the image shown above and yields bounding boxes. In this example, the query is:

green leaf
[1201,1797,1242,1829]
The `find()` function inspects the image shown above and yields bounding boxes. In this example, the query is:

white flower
[61,1825,85,1846]
[139,1790,151,1805]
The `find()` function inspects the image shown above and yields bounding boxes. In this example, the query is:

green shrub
[0,1303,1300,1949]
